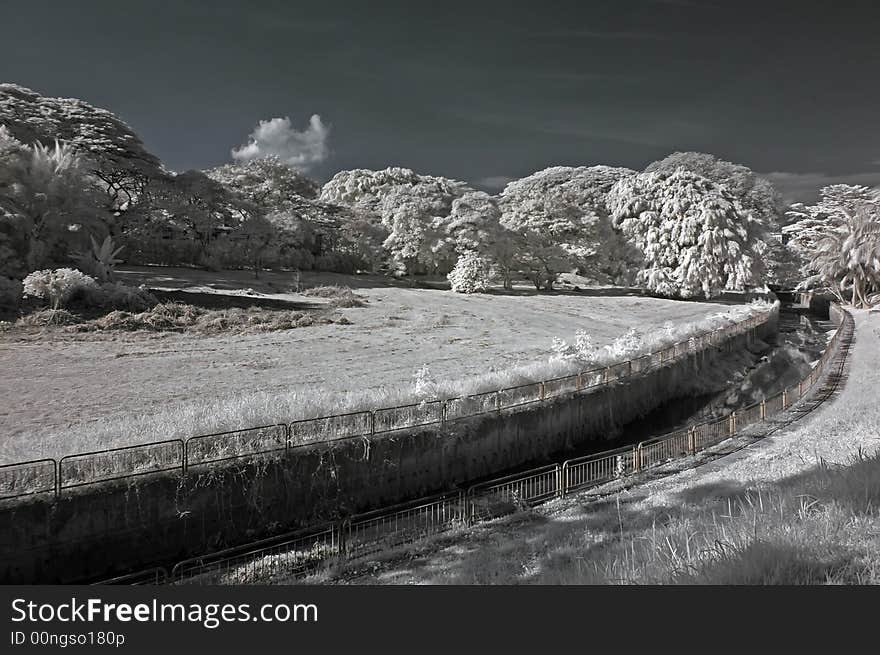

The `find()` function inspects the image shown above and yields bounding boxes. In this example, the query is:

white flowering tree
[645,151,781,225]
[379,192,452,280]
[607,168,764,298]
[447,250,493,293]
[321,167,474,276]
[499,165,639,288]
[646,152,791,285]
[205,156,320,206]
[320,167,471,224]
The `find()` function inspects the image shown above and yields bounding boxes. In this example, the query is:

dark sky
[3,0,879,201]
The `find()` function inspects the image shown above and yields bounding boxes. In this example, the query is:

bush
[302,285,367,307]
[70,235,124,282]
[22,268,97,308]
[314,252,362,274]
[448,251,493,293]
[85,282,158,312]
[0,277,23,310]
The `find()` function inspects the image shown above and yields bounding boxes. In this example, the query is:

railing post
[688,427,697,456]
[632,445,641,473]
[729,412,737,435]
[441,400,447,425]
[338,519,350,559]
[370,411,376,436]
[604,367,610,384]
[576,372,583,392]
[760,400,766,421]
[560,463,568,498]
[782,389,788,409]
[556,464,563,498]
[540,381,546,402]
[54,459,60,499]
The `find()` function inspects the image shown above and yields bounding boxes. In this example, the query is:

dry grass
[16,308,82,326]
[12,302,348,335]
[527,449,880,585]
[301,285,367,308]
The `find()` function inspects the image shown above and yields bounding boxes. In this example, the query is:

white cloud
[762,170,880,204]
[232,115,329,171]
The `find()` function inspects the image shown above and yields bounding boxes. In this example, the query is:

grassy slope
[0,266,744,462]
[326,309,880,585]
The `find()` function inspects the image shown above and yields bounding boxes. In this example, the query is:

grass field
[1,266,747,462]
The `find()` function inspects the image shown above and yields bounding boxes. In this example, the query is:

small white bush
[22,268,97,308]
[551,330,599,365]
[448,251,493,293]
[412,364,439,399]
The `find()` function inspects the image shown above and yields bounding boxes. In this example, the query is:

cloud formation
[232,115,329,171]
[763,170,880,204]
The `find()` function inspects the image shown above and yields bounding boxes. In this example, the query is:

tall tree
[499,165,638,288]
[792,185,880,306]
[645,151,781,224]
[608,169,764,298]
[0,83,166,222]
[205,156,320,207]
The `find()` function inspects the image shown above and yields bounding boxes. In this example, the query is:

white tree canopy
[320,166,472,224]
[608,168,764,298]
[645,151,781,226]
[499,165,639,285]
[205,156,320,206]
[321,167,475,275]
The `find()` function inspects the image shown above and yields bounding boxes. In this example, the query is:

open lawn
[1,266,742,462]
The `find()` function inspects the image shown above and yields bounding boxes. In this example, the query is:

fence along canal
[117,305,847,585]
[1,305,777,502]
[99,303,851,586]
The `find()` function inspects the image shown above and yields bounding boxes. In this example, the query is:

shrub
[0,277,23,310]
[448,251,493,293]
[22,268,97,308]
[86,282,158,312]
[70,235,124,282]
[302,285,367,307]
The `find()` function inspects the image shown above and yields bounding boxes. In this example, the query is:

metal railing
[109,303,850,586]
[0,306,777,502]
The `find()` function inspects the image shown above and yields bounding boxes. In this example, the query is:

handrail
[101,303,853,586]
